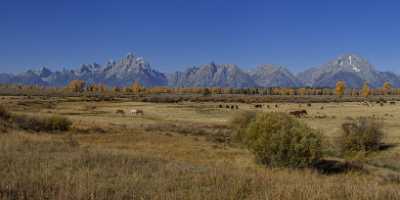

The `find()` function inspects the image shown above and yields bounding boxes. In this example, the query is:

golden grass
[1,96,400,199]
[1,132,399,200]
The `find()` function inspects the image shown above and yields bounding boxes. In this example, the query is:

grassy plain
[1,95,400,199]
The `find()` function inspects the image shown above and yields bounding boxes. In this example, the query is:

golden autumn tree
[297,88,306,96]
[383,82,392,95]
[97,84,107,93]
[131,81,143,94]
[335,81,346,97]
[67,80,86,93]
[361,82,370,98]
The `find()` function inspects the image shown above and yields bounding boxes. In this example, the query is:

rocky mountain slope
[249,64,303,87]
[297,54,400,88]
[168,62,256,88]
[0,53,168,87]
[1,53,399,88]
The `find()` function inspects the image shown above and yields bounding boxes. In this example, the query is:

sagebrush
[229,111,257,142]
[0,106,72,133]
[338,117,384,155]
[242,112,323,168]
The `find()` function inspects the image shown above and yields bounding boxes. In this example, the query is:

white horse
[130,109,144,115]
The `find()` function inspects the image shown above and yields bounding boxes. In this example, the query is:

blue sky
[1,0,400,74]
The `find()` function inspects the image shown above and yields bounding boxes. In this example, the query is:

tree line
[0,80,397,97]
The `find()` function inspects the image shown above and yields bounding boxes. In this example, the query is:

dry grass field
[1,95,400,199]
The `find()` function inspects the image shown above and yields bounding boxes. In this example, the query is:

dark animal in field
[307,103,312,107]
[266,105,270,109]
[275,104,279,108]
[116,109,125,115]
[235,105,239,109]
[289,110,308,118]
[226,105,230,109]
[254,104,263,108]
[231,105,235,109]
[219,104,223,108]
[390,101,396,105]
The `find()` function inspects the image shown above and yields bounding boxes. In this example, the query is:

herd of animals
[114,100,397,118]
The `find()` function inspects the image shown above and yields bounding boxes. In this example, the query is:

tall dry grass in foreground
[0,133,399,200]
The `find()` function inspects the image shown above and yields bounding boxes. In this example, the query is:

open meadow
[1,95,400,199]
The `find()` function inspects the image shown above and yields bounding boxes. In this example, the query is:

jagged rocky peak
[251,64,303,87]
[33,67,53,78]
[297,53,397,88]
[201,62,239,72]
[329,53,374,73]
[168,62,256,88]
[119,52,150,69]
[100,52,168,87]
[78,63,102,74]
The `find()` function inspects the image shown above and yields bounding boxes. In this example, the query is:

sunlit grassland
[1,95,400,199]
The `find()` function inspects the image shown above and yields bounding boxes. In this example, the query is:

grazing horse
[254,104,263,108]
[130,109,144,115]
[116,109,125,115]
[361,101,369,107]
[289,110,308,118]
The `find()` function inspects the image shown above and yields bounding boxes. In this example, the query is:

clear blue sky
[1,0,400,74]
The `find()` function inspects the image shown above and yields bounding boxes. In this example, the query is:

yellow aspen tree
[67,80,86,93]
[361,82,370,98]
[335,81,346,97]
[383,82,392,95]
[131,81,143,94]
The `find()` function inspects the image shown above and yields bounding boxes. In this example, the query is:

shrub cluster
[238,112,322,168]
[338,117,383,155]
[0,106,11,120]
[0,105,72,133]
[229,111,257,142]
[12,115,72,132]
[0,105,12,132]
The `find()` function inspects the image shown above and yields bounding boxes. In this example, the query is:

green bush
[0,105,11,121]
[12,114,72,133]
[338,117,383,155]
[229,111,257,142]
[242,112,322,168]
[0,106,12,133]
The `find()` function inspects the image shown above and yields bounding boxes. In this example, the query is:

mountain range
[1,53,399,88]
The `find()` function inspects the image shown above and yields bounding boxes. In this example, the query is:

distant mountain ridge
[249,64,303,88]
[297,54,400,88]
[0,53,168,87]
[168,62,256,88]
[1,53,400,88]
